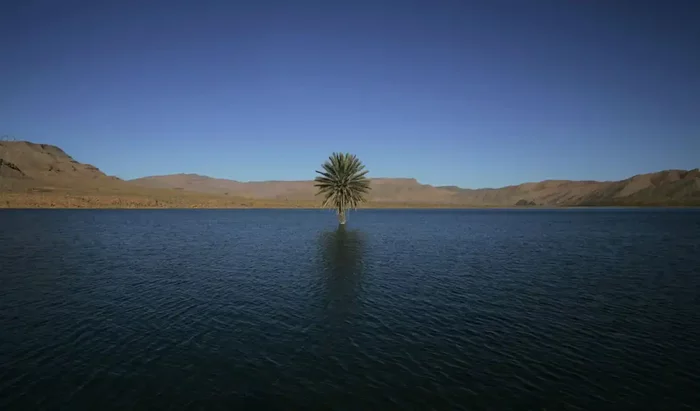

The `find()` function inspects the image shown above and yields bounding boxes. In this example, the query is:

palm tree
[314,152,371,225]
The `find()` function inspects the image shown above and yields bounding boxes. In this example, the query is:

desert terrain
[1,141,699,208]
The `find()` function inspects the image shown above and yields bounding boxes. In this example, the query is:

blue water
[1,209,699,410]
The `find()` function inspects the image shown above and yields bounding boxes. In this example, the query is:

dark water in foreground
[1,209,699,410]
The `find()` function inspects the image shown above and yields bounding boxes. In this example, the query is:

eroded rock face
[0,158,27,178]
[0,141,110,179]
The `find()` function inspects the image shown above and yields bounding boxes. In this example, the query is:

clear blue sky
[1,0,698,188]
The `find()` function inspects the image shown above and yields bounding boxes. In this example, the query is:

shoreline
[2,193,699,210]
[3,204,698,210]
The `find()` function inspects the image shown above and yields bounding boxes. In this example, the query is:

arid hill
[0,141,268,208]
[445,170,700,206]
[1,140,699,208]
[130,174,455,203]
[0,141,120,191]
[131,170,700,206]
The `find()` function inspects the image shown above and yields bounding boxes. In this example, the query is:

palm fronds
[314,153,370,223]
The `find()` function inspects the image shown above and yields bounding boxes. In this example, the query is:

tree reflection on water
[317,225,366,321]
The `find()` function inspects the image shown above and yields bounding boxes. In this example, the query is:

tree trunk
[337,209,347,225]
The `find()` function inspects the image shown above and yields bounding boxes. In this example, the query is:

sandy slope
[2,141,699,208]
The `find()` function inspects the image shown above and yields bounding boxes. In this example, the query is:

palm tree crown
[314,152,371,224]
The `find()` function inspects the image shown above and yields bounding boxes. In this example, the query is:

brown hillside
[0,141,120,192]
[2,140,699,207]
[0,141,109,179]
[0,141,257,207]
[130,175,458,203]
[578,169,700,206]
[131,169,700,206]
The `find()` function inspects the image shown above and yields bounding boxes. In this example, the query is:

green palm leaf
[314,152,371,224]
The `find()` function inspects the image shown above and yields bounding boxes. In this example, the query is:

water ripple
[1,209,699,410]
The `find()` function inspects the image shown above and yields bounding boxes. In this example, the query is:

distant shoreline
[3,141,699,207]
[2,192,699,210]
[3,207,698,210]
[2,202,697,210]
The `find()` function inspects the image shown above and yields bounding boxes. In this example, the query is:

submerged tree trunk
[337,208,347,225]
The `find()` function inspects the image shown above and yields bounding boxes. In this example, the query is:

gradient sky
[1,0,698,188]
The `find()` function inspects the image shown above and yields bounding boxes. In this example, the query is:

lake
[1,209,699,410]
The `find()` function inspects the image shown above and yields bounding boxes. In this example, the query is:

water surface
[1,209,699,410]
